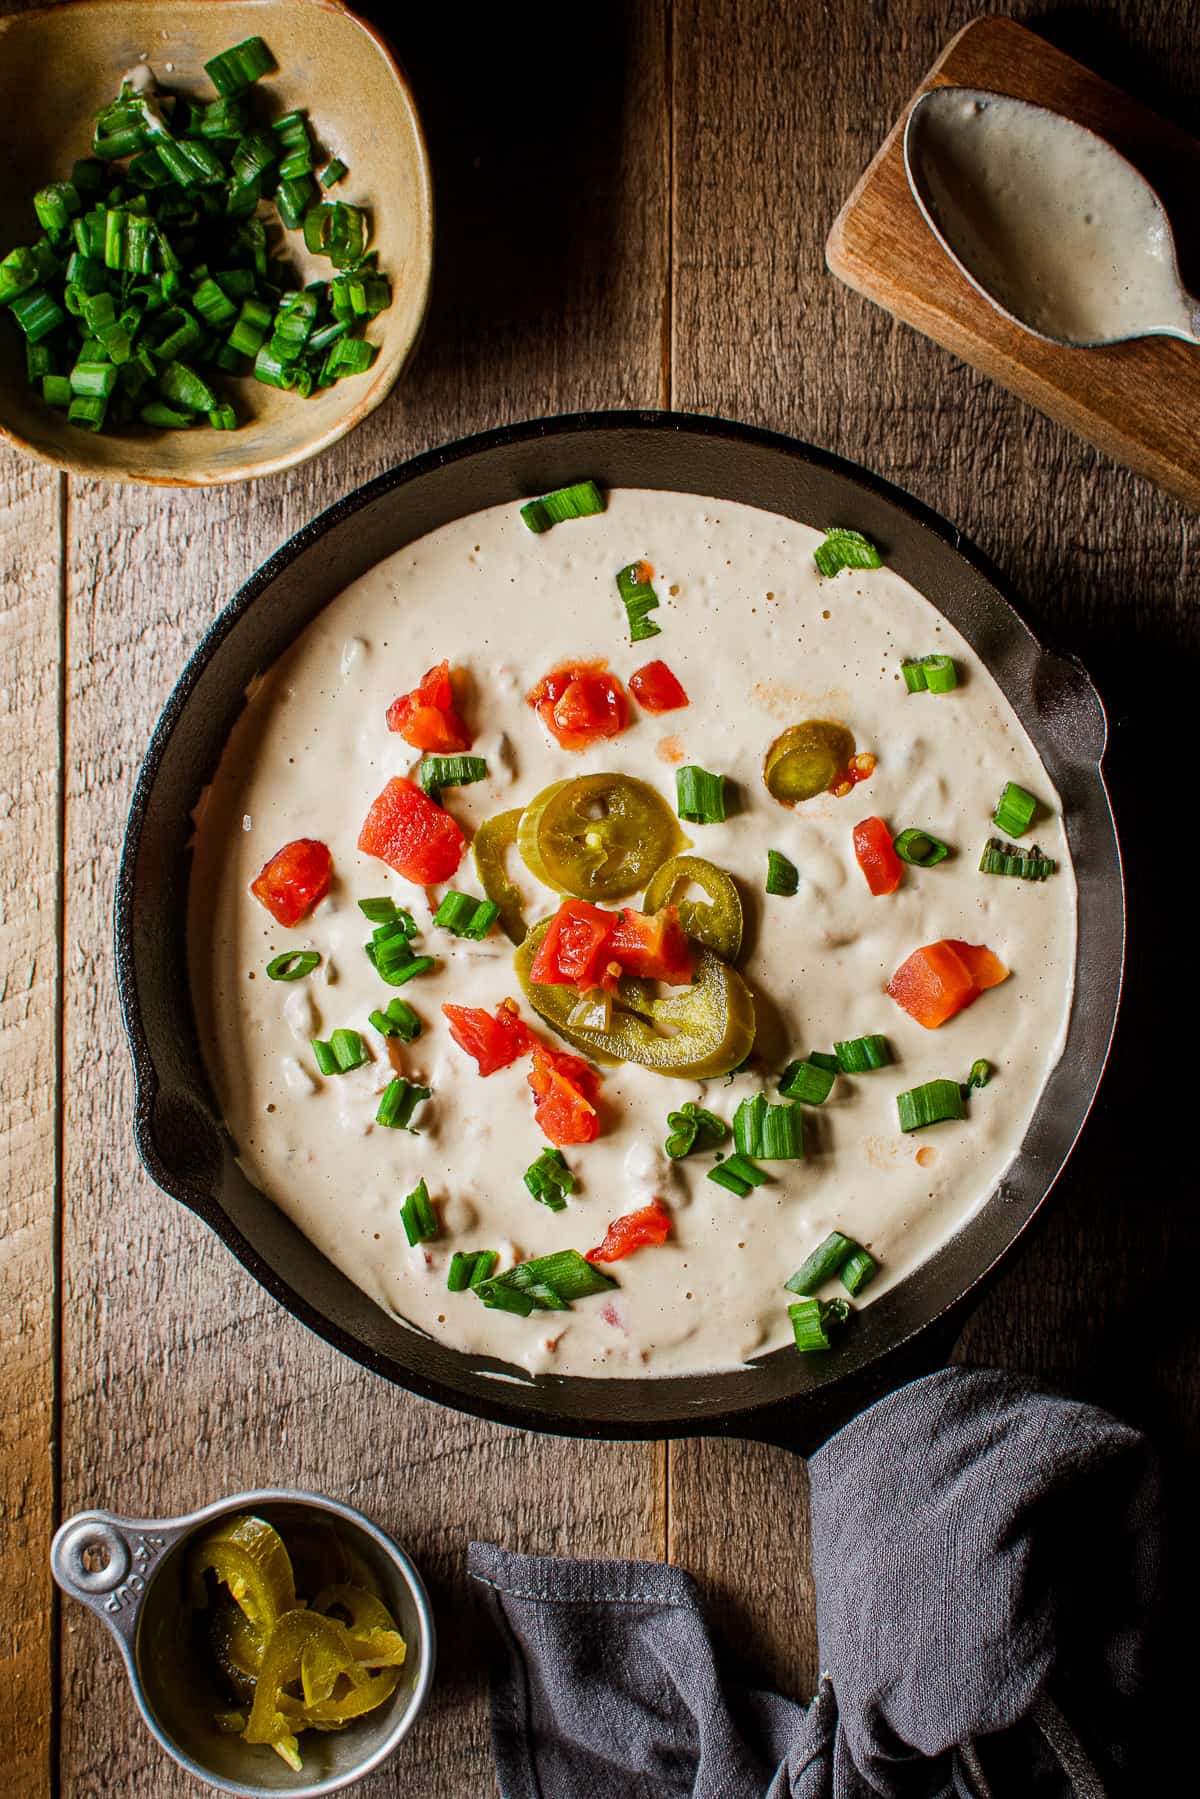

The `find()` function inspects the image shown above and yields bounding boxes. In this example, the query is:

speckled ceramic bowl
[0,0,433,485]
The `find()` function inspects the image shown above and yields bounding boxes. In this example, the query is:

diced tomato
[528,1044,600,1146]
[586,1199,672,1264]
[526,660,628,750]
[250,838,332,927]
[887,938,1009,1029]
[530,899,693,990]
[442,1000,533,1075]
[629,660,689,714]
[948,940,1010,992]
[853,816,903,896]
[608,905,692,984]
[530,898,616,989]
[357,777,465,885]
[386,659,471,753]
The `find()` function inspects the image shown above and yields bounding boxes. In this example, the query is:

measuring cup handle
[50,1510,184,1653]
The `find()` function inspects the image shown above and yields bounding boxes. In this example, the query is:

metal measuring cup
[51,1488,436,1797]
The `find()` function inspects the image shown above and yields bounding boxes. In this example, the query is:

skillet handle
[735,1312,965,1457]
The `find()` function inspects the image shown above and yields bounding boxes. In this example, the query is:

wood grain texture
[53,6,669,1797]
[669,0,1200,1716]
[0,443,61,1796]
[826,17,1200,510]
[2,2,1198,1793]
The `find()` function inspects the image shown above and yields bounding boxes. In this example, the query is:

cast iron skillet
[116,411,1124,1450]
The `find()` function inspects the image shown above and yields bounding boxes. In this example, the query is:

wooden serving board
[826,16,1200,510]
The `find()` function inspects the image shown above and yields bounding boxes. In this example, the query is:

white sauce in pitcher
[187,490,1076,1380]
[910,89,1193,344]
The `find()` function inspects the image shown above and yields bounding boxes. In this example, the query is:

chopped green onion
[328,1028,367,1073]
[432,891,500,941]
[321,158,348,187]
[664,1101,728,1159]
[778,1058,836,1105]
[834,1035,892,1074]
[808,1050,840,1074]
[0,247,38,307]
[359,896,409,925]
[733,1093,804,1160]
[615,560,661,643]
[418,754,488,799]
[368,997,422,1041]
[841,1248,877,1296]
[204,36,276,98]
[378,1078,431,1132]
[979,837,1056,881]
[922,654,957,693]
[788,1296,851,1353]
[68,396,107,432]
[265,949,320,981]
[475,1248,616,1314]
[365,929,432,985]
[785,1232,855,1295]
[11,288,65,342]
[892,827,951,867]
[140,400,194,428]
[707,1152,769,1197]
[34,182,80,232]
[520,480,606,534]
[311,1038,338,1076]
[992,781,1037,838]
[69,361,118,399]
[524,1146,575,1212]
[813,527,882,579]
[766,849,799,896]
[3,51,392,438]
[896,1078,966,1133]
[965,1058,991,1091]
[399,1176,438,1244]
[676,765,726,825]
[447,1249,497,1292]
[157,361,216,413]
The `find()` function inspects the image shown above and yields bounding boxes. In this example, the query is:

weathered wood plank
[56,7,669,1794]
[669,0,1200,1710]
[0,443,62,1798]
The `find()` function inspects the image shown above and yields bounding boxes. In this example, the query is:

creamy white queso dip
[911,89,1194,345]
[188,490,1076,1380]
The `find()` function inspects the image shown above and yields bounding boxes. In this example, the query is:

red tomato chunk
[629,660,689,714]
[528,1044,600,1146]
[887,938,1009,1029]
[250,838,332,927]
[386,658,471,754]
[357,777,464,885]
[587,1199,672,1263]
[853,816,903,896]
[442,1001,532,1075]
[530,898,692,991]
[526,660,628,750]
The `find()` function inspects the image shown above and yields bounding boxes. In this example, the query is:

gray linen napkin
[468,1368,1161,1798]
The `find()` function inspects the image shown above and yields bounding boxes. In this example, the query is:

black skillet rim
[115,408,1125,1440]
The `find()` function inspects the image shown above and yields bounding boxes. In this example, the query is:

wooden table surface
[3,3,1198,1793]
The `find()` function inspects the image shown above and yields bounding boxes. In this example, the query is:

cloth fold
[469,1367,1161,1798]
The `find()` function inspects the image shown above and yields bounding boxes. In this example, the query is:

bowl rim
[51,1487,437,1797]
[0,0,434,487]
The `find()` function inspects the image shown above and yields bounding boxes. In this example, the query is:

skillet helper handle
[51,1509,184,1653]
[738,1312,965,1458]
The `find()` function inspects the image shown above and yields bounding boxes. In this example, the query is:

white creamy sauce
[911,90,1193,344]
[187,491,1076,1380]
